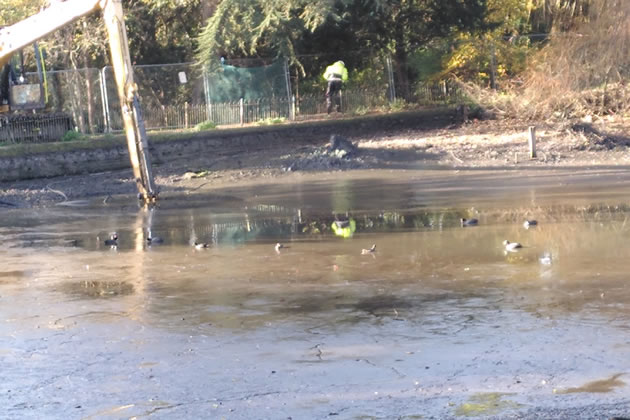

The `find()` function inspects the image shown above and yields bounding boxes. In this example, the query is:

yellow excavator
[0,40,75,145]
[0,0,157,203]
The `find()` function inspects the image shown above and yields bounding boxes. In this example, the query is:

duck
[193,241,209,250]
[146,228,164,245]
[503,240,522,252]
[361,244,376,255]
[147,235,164,245]
[63,239,80,247]
[523,220,538,228]
[275,243,288,252]
[104,233,118,246]
[461,218,478,227]
[539,252,552,265]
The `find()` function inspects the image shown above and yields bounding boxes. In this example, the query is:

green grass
[256,117,286,125]
[194,120,218,131]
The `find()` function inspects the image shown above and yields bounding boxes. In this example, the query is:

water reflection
[4,193,630,251]
[2,177,630,331]
[4,174,630,417]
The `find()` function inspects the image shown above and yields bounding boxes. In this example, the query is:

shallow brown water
[2,168,630,419]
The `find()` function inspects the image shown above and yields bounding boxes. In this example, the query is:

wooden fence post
[240,98,244,126]
[528,126,537,158]
[184,102,189,129]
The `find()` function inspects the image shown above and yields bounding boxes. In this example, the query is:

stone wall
[0,109,454,182]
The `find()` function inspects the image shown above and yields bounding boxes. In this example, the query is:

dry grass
[465,0,630,122]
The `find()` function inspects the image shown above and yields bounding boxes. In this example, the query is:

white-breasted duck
[361,244,376,255]
[275,243,292,253]
[539,252,552,265]
[523,220,538,228]
[193,241,209,250]
[503,240,522,252]
[461,218,478,227]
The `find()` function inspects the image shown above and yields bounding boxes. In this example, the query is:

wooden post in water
[528,126,537,159]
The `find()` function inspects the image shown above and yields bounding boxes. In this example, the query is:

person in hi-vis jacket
[323,60,348,114]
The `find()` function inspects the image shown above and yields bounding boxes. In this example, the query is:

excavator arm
[0,0,157,203]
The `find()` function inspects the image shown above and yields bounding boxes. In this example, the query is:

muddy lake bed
[2,168,630,419]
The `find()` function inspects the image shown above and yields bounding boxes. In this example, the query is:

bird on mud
[503,240,523,252]
[193,241,209,250]
[461,218,478,227]
[523,220,538,229]
[104,233,118,247]
[361,244,376,255]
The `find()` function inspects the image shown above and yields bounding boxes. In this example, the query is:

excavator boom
[0,0,157,203]
[0,0,101,68]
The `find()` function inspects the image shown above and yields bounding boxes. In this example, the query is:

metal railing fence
[10,57,464,143]
[0,112,73,144]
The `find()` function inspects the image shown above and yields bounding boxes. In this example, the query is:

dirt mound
[282,134,366,171]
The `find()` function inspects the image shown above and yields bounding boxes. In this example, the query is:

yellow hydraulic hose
[37,44,48,104]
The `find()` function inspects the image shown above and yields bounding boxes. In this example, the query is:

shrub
[195,120,217,131]
[61,130,83,142]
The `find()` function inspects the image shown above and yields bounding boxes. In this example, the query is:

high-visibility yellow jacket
[331,218,356,238]
[323,61,348,82]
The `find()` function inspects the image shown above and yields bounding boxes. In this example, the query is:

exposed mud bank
[2,109,630,209]
[0,109,454,182]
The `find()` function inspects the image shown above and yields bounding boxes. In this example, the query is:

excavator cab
[0,41,73,144]
[0,42,46,112]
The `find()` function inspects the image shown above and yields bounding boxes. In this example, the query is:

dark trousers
[325,80,342,113]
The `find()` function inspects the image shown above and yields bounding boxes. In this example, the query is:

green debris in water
[455,392,522,417]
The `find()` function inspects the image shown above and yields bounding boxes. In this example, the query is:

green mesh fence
[204,59,290,103]
[102,59,290,130]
